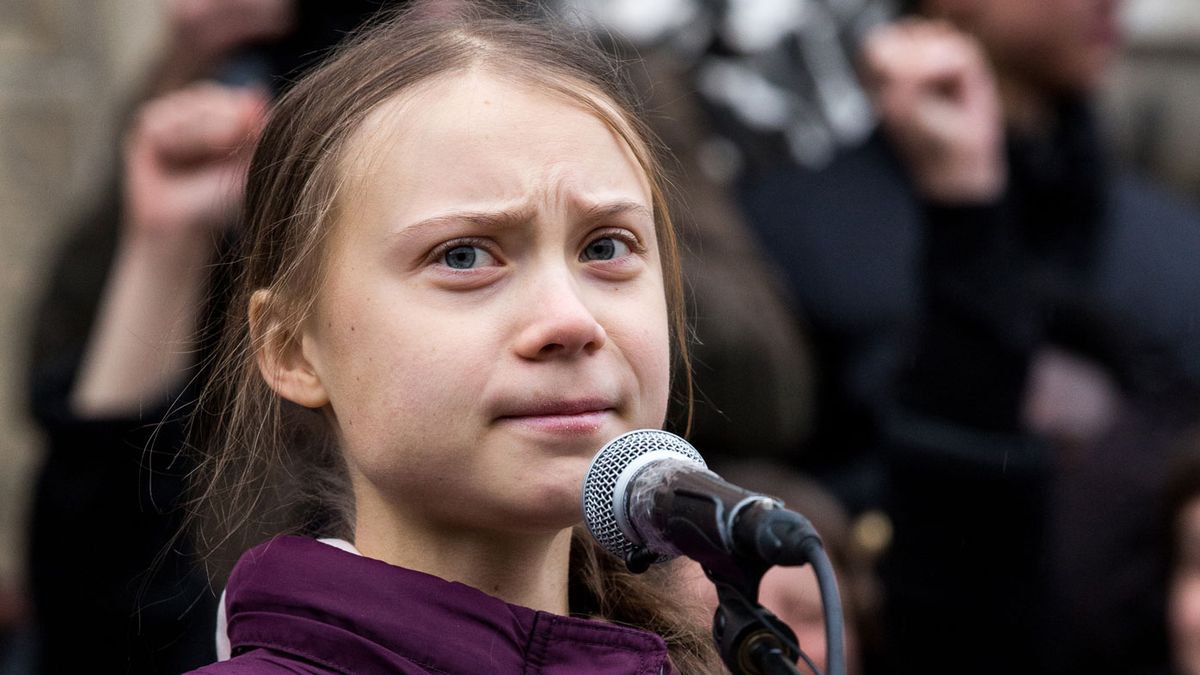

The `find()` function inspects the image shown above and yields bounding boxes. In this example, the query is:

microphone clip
[623,546,658,574]
[708,560,804,675]
[703,506,820,675]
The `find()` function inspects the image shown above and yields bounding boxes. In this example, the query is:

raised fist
[862,19,1005,203]
[123,82,268,239]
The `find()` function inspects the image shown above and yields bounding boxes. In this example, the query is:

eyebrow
[578,201,654,227]
[391,200,653,242]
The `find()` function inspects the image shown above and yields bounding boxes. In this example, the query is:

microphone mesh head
[581,429,706,561]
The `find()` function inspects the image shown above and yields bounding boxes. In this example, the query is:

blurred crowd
[5,0,1200,673]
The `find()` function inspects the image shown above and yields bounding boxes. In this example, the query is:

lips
[496,397,617,434]
[499,398,615,417]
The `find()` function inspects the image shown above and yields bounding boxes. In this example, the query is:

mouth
[496,398,617,434]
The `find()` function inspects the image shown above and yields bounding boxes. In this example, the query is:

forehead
[335,68,652,223]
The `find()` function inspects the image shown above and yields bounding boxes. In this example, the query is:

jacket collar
[222,536,670,674]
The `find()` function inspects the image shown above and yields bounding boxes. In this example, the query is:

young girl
[187,4,718,673]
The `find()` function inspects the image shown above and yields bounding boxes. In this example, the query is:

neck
[996,72,1056,139]
[351,487,575,615]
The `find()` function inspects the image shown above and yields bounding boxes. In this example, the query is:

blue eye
[443,245,494,269]
[581,237,630,262]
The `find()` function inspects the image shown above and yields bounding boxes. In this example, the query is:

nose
[513,270,608,360]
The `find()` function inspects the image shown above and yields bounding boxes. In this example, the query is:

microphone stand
[617,467,845,675]
[627,542,805,675]
[707,556,805,675]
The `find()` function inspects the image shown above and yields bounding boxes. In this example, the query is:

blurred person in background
[24,1,405,672]
[868,2,1199,673]
[1167,431,1200,675]
[727,0,1200,672]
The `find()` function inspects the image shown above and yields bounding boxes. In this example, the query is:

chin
[519,476,589,532]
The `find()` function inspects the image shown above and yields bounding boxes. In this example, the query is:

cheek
[640,323,673,412]
[312,293,489,460]
[1171,573,1200,640]
[614,290,673,424]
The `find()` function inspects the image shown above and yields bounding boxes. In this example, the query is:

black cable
[805,541,846,675]
[757,649,807,675]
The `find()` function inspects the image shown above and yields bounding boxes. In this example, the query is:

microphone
[581,429,822,572]
[583,429,846,675]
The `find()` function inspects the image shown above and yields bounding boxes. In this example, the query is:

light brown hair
[188,2,714,671]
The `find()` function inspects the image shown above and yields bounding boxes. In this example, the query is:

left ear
[249,289,330,409]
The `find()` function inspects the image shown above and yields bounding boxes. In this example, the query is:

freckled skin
[297,70,671,540]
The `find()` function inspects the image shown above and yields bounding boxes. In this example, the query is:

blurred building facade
[1104,0,1200,201]
[0,0,162,587]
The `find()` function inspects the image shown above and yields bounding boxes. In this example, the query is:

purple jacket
[187,536,673,674]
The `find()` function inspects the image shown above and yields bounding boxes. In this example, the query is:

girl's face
[288,70,671,535]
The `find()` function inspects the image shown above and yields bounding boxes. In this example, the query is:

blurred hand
[168,0,295,78]
[1022,347,1120,451]
[74,83,267,415]
[862,19,1005,203]
[123,82,268,239]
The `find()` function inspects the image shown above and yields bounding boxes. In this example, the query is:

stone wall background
[0,0,1198,602]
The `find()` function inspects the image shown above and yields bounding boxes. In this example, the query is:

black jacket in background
[738,103,1199,675]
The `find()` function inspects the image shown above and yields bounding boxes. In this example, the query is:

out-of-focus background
[1105,1,1200,198]
[0,0,168,592]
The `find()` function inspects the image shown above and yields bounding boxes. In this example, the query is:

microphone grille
[581,429,706,561]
